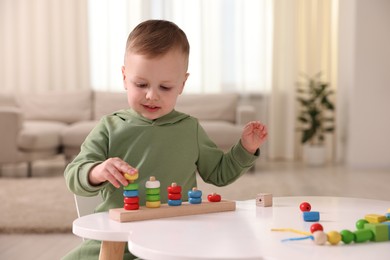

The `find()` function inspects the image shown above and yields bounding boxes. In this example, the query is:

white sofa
[0,90,255,177]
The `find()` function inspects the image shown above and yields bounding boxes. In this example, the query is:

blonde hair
[125,20,190,65]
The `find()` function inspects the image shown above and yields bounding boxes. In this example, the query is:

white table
[73,196,390,260]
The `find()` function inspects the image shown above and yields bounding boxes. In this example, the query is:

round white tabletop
[73,196,390,260]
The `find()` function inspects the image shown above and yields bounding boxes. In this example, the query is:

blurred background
[1,1,390,259]
[1,0,389,168]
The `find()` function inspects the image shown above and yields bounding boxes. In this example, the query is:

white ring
[146,180,160,189]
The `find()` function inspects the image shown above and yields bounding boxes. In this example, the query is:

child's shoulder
[171,110,199,123]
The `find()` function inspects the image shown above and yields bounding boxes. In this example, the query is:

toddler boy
[63,19,267,260]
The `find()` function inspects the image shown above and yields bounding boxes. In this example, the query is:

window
[88,0,273,93]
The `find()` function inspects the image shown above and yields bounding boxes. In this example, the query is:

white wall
[343,0,390,168]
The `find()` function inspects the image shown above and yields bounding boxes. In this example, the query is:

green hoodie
[63,109,259,260]
[65,109,259,211]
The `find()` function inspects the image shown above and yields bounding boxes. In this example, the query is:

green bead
[340,229,355,244]
[364,223,389,242]
[356,219,368,230]
[124,183,139,190]
[146,194,161,202]
[353,229,373,243]
[146,187,160,195]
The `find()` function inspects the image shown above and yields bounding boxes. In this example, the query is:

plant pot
[303,145,326,166]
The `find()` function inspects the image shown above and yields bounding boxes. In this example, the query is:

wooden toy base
[109,200,236,222]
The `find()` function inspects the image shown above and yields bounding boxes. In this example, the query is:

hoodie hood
[113,108,190,126]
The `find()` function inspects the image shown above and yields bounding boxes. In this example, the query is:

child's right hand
[88,157,136,188]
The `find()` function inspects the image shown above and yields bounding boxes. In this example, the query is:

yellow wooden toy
[365,214,387,223]
[124,172,139,181]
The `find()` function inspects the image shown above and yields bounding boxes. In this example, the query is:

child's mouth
[143,104,160,112]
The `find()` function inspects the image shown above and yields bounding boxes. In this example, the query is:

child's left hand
[240,121,268,154]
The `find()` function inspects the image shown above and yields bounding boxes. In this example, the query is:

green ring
[146,194,161,202]
[146,188,160,195]
[124,183,139,190]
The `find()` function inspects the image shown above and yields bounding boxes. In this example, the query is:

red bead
[300,202,311,212]
[310,223,323,233]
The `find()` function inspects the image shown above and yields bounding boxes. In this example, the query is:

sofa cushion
[61,121,98,147]
[18,121,67,150]
[176,93,239,123]
[200,121,242,151]
[18,90,92,124]
[93,91,129,120]
[0,94,18,107]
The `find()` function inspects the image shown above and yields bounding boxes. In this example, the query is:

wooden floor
[1,160,389,260]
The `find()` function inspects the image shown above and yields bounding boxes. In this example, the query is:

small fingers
[105,172,122,188]
[247,121,267,133]
[104,158,138,188]
[260,124,268,135]
[102,163,126,188]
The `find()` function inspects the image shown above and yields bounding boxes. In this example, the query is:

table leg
[99,241,126,260]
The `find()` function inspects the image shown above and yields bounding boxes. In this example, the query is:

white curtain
[0,0,89,94]
[87,0,273,94]
[268,0,339,161]
[0,0,341,162]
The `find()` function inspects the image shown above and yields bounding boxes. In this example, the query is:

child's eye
[160,85,171,91]
[136,83,148,88]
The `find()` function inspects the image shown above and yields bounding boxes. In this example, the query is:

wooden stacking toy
[123,168,139,210]
[109,179,235,223]
[188,187,202,204]
[167,182,182,206]
[145,176,161,208]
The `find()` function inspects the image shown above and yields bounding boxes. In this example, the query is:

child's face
[122,50,189,120]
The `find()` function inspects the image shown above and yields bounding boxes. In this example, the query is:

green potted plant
[296,72,335,165]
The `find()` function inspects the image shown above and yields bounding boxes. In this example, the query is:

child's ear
[121,66,126,81]
[179,73,190,94]
[121,66,127,89]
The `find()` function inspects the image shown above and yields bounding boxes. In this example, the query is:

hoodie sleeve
[64,118,111,196]
[195,122,259,186]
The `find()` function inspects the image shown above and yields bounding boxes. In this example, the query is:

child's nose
[146,87,159,101]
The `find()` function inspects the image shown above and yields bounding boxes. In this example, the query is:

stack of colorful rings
[188,187,202,204]
[167,182,182,206]
[123,168,139,210]
[145,176,161,208]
